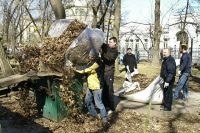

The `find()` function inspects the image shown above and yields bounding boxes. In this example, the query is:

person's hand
[126,65,130,72]
[164,82,169,88]
[134,69,139,74]
[131,72,135,76]
[178,70,181,75]
[71,67,76,71]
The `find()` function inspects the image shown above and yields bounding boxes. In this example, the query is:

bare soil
[0,63,200,133]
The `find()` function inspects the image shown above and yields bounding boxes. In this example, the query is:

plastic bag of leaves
[66,28,104,67]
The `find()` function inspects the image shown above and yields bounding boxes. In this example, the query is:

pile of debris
[13,18,105,122]
[133,74,155,88]
[17,20,87,73]
[17,45,40,73]
[40,20,87,73]
[15,20,88,120]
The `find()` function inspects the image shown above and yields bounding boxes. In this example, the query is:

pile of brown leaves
[17,20,86,73]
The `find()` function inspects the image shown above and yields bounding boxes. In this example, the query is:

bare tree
[112,0,121,74]
[112,0,121,40]
[0,40,14,77]
[0,0,19,77]
[177,0,190,46]
[106,2,114,42]
[49,0,66,19]
[152,0,161,65]
[2,0,18,42]
[39,0,50,38]
[90,0,112,29]
[0,0,55,77]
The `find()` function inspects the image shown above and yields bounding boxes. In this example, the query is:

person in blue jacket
[174,45,191,100]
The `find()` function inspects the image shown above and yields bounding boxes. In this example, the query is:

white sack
[121,76,163,104]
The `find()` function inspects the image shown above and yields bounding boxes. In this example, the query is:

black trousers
[163,82,174,110]
[102,73,115,111]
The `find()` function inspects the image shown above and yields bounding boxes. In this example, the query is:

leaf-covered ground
[0,62,200,133]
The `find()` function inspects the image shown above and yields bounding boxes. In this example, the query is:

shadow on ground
[189,75,200,92]
[0,104,52,133]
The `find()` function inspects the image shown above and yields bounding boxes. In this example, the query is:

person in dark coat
[101,37,118,114]
[123,48,138,77]
[174,45,191,100]
[160,48,176,111]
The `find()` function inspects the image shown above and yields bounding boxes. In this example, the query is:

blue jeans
[174,73,190,99]
[85,89,108,122]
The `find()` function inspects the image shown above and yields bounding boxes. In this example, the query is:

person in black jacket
[123,48,138,77]
[160,48,176,111]
[101,37,118,114]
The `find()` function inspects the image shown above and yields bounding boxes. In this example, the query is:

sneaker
[160,105,164,110]
[86,114,97,121]
[102,121,110,128]
[182,97,188,101]
[163,107,171,111]
[173,95,179,101]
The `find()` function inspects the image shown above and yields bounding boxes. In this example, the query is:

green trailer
[0,72,83,122]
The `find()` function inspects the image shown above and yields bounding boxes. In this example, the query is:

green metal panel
[34,76,83,122]
[43,79,68,122]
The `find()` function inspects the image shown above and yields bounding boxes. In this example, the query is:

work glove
[131,72,135,77]
[126,65,130,72]
[178,70,181,75]
[164,82,169,88]
[71,67,76,71]
[125,72,132,82]
[134,68,139,74]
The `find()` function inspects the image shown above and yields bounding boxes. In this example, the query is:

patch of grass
[138,62,160,79]
[192,67,200,77]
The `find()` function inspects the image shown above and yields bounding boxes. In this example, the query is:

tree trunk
[91,1,101,28]
[92,11,98,28]
[0,42,14,77]
[112,0,121,40]
[49,0,66,19]
[152,0,161,65]
[112,0,121,75]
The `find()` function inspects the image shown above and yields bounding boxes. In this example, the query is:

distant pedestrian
[101,37,118,114]
[174,45,191,100]
[160,48,176,111]
[123,48,138,79]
